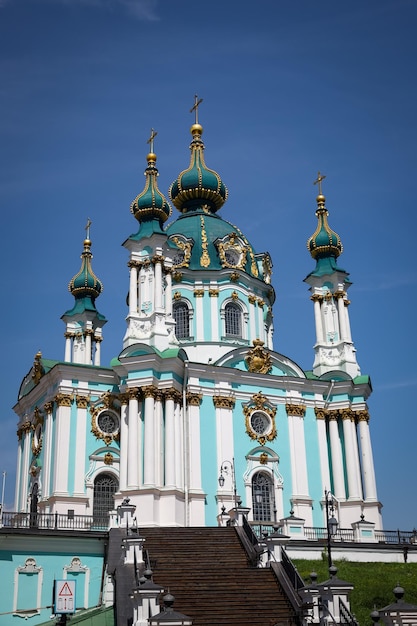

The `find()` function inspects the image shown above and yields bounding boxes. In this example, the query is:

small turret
[304,173,360,378]
[62,222,106,365]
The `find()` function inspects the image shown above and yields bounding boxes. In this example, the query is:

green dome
[169,124,228,214]
[131,152,171,224]
[307,194,343,260]
[68,238,103,299]
[166,211,259,277]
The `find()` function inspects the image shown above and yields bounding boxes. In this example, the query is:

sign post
[54,579,76,623]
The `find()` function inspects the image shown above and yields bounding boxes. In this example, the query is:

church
[12,100,382,537]
[3,101,393,624]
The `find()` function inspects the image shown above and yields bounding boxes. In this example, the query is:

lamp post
[218,458,238,513]
[324,489,338,569]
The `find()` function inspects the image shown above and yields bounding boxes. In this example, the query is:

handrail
[249,521,417,546]
[0,511,109,531]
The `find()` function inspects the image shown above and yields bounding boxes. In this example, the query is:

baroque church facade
[13,109,382,534]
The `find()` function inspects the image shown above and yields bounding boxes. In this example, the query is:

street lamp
[218,459,238,512]
[324,489,338,569]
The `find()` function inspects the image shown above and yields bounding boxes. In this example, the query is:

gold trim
[194,289,204,297]
[75,395,89,409]
[104,452,114,465]
[213,396,235,409]
[200,216,211,268]
[186,392,202,406]
[55,393,72,407]
[245,339,272,374]
[285,404,306,417]
[243,392,277,445]
[209,288,219,297]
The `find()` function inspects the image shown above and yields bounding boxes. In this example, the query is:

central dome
[169,124,228,214]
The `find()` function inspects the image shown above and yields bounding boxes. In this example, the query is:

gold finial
[190,94,203,124]
[85,218,92,240]
[147,128,158,153]
[313,171,326,195]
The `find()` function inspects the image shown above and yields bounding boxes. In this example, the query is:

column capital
[356,409,370,422]
[75,395,89,409]
[186,392,202,406]
[310,293,323,302]
[339,408,355,421]
[143,385,157,399]
[54,393,73,407]
[213,395,235,409]
[314,407,329,420]
[128,387,140,401]
[327,409,339,421]
[43,401,54,415]
[286,403,306,417]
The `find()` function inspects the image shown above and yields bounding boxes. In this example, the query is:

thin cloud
[378,379,417,391]
[0,0,160,20]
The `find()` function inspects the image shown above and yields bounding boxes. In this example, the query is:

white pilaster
[165,270,173,316]
[129,263,138,315]
[358,412,378,501]
[154,392,163,486]
[313,296,324,343]
[119,399,129,491]
[164,392,176,487]
[42,403,53,501]
[52,396,71,497]
[286,405,309,497]
[194,288,204,341]
[143,389,155,486]
[341,410,362,500]
[315,410,331,495]
[64,333,72,362]
[127,389,139,489]
[73,397,88,496]
[328,413,345,499]
[209,286,219,342]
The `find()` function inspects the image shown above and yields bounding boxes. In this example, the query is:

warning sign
[54,579,76,614]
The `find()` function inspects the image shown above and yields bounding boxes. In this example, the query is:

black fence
[0,511,109,531]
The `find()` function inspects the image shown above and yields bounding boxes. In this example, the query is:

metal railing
[280,546,305,592]
[0,511,109,531]
[250,521,417,546]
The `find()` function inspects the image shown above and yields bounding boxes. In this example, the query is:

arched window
[92,473,118,528]
[225,302,242,337]
[252,472,275,522]
[173,301,190,339]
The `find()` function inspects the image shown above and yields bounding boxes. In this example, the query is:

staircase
[140,526,300,626]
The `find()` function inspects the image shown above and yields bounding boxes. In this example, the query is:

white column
[52,395,72,497]
[42,403,53,500]
[94,336,102,366]
[194,291,204,341]
[154,392,163,486]
[14,438,23,510]
[257,300,264,339]
[154,257,163,310]
[165,270,173,316]
[209,288,219,341]
[21,426,31,510]
[341,410,362,499]
[315,409,331,495]
[286,405,309,497]
[129,263,138,315]
[73,397,88,496]
[64,333,72,362]
[188,396,202,491]
[174,403,183,489]
[248,297,257,341]
[337,295,348,341]
[215,396,235,508]
[127,389,139,489]
[85,326,92,365]
[328,412,345,499]
[344,300,353,342]
[164,391,176,487]
[313,296,324,343]
[143,388,155,486]
[358,411,378,501]
[119,398,128,491]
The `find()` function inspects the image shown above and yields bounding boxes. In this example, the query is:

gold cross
[313,171,326,195]
[147,128,158,153]
[85,218,92,239]
[190,94,203,124]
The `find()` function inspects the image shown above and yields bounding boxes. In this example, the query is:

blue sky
[0,0,416,529]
